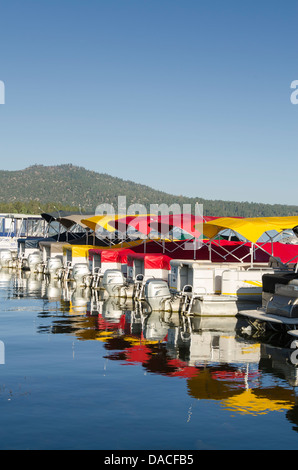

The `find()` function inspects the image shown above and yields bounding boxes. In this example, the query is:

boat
[56,214,148,285]
[36,212,103,281]
[215,218,298,329]
[0,213,46,266]
[239,270,298,333]
[88,248,134,289]
[142,216,298,316]
[17,237,46,270]
[16,211,93,273]
[30,213,298,317]
[81,214,206,298]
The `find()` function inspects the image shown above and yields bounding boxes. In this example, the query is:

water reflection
[2,270,298,425]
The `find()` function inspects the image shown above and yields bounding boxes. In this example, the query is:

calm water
[0,269,298,450]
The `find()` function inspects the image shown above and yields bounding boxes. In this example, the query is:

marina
[1,0,297,453]
[1,269,298,449]
[3,212,298,317]
[1,213,298,449]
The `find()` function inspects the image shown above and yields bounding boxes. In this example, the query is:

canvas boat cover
[199,216,298,244]
[81,214,148,233]
[126,252,172,270]
[110,214,218,238]
[39,241,71,253]
[56,214,93,229]
[89,248,134,263]
[66,240,146,258]
[41,211,93,229]
[81,214,219,237]
[17,237,53,248]
[63,245,95,258]
[104,216,146,233]
[41,211,81,224]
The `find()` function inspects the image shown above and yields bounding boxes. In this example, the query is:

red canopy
[108,214,219,238]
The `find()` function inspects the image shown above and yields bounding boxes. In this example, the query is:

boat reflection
[4,271,298,425]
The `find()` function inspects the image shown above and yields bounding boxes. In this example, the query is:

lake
[0,269,298,451]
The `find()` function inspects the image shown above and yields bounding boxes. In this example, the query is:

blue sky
[0,0,297,206]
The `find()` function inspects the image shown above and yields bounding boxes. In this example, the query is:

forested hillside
[0,164,297,217]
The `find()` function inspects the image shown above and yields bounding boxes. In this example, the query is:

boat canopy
[41,211,80,224]
[106,215,145,233]
[80,215,129,233]
[82,214,218,238]
[120,214,217,237]
[41,211,92,229]
[198,216,298,244]
[56,214,93,230]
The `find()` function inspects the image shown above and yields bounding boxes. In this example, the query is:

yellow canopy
[196,216,298,244]
[80,214,148,233]
[80,215,122,233]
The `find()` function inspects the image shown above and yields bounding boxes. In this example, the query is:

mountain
[0,163,297,217]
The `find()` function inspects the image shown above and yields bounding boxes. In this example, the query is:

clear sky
[0,0,297,206]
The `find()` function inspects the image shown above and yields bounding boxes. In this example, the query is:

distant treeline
[0,200,81,215]
[0,164,297,217]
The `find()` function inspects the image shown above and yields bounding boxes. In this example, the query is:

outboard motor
[0,249,13,268]
[102,269,125,297]
[72,263,91,287]
[102,269,128,297]
[27,252,42,272]
[46,257,63,278]
[144,279,172,311]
